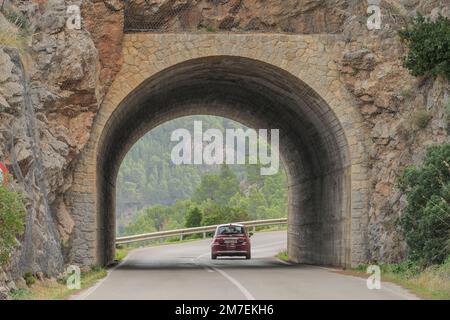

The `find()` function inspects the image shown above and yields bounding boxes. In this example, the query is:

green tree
[399,15,450,80]
[185,207,202,228]
[116,115,289,235]
[200,200,223,226]
[0,186,26,266]
[398,144,450,266]
[193,165,241,207]
[200,200,250,226]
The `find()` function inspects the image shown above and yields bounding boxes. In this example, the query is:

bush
[412,110,432,129]
[185,207,202,228]
[399,15,450,80]
[23,272,36,287]
[444,100,450,128]
[397,144,450,266]
[0,185,26,266]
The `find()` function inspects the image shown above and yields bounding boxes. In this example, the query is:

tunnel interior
[97,56,352,267]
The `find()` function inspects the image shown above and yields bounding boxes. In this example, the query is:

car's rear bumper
[212,244,250,256]
[214,250,249,255]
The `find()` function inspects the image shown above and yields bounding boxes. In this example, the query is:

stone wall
[68,33,370,268]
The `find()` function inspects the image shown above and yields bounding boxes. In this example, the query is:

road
[74,231,418,300]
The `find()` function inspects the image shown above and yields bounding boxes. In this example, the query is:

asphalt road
[74,231,418,300]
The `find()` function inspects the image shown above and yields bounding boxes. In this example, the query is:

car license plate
[225,239,237,244]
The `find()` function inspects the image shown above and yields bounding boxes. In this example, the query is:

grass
[276,250,289,262]
[412,110,433,129]
[255,225,287,233]
[352,258,450,300]
[9,267,107,300]
[0,7,31,69]
[115,247,131,262]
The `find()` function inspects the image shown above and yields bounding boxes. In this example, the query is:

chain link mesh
[123,0,305,33]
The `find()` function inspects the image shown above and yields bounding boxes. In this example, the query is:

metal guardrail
[116,218,287,245]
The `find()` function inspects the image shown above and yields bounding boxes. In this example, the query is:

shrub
[185,207,202,228]
[397,144,450,266]
[399,15,450,80]
[23,272,36,287]
[0,185,26,266]
[444,100,450,128]
[412,110,433,129]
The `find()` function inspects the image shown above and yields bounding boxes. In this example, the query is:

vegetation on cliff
[363,143,450,299]
[0,185,26,266]
[398,144,450,266]
[0,4,31,66]
[400,15,450,80]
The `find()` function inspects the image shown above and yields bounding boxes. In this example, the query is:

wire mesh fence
[124,0,195,32]
[123,0,346,34]
[124,0,250,33]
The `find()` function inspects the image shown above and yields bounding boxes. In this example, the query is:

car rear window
[217,225,245,235]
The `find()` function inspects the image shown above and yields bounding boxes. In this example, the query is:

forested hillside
[117,116,288,236]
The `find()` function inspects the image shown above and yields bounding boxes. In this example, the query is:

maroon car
[211,224,252,260]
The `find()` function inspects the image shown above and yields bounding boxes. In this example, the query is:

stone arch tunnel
[67,34,370,268]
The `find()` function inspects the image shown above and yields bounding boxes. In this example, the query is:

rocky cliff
[0,0,449,297]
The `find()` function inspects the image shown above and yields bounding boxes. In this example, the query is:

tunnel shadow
[115,258,301,271]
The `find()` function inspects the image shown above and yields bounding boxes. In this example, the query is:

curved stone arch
[68,34,370,268]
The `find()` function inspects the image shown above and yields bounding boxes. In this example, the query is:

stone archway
[67,34,370,268]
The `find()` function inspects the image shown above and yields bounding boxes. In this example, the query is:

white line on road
[211,267,256,300]
[191,258,215,273]
[194,252,257,300]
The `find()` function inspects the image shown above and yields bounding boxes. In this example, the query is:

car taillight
[214,238,223,244]
[237,239,247,245]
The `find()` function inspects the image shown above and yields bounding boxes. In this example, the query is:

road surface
[74,231,418,300]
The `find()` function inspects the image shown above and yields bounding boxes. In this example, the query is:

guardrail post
[203,232,206,239]
[252,226,256,233]
[180,234,183,241]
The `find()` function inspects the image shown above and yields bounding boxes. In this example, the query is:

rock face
[0,0,449,292]
[0,0,117,287]
[335,1,450,262]
[124,0,351,33]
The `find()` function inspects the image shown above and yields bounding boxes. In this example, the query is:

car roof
[216,223,245,228]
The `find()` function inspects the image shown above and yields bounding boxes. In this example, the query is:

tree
[398,144,450,266]
[185,207,202,228]
[116,115,289,235]
[200,200,223,226]
[399,15,450,80]
[193,165,241,207]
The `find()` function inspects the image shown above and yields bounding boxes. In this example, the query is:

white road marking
[205,267,215,273]
[194,250,261,300]
[76,233,285,300]
[191,258,215,273]
[211,266,255,300]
